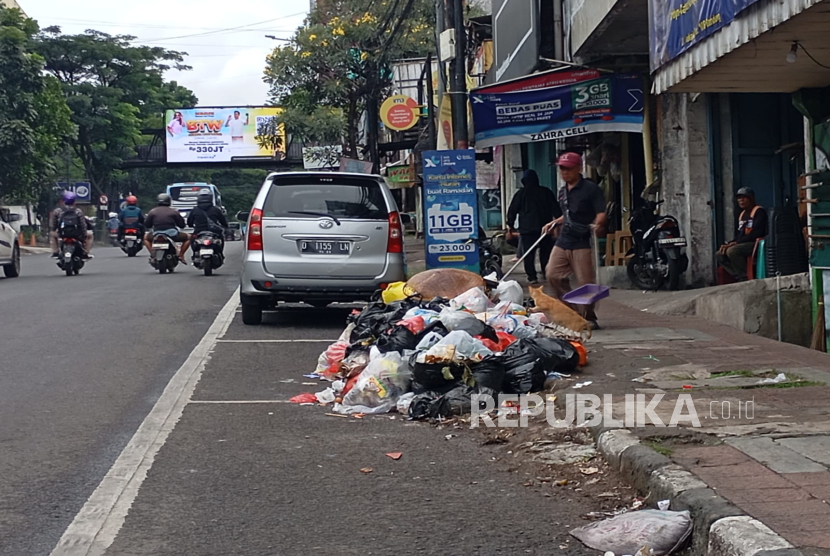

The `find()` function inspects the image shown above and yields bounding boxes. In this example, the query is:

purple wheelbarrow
[562,284,610,305]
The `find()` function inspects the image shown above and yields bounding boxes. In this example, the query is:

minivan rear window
[262,176,389,220]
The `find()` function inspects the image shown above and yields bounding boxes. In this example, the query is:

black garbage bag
[421,297,450,313]
[350,299,419,342]
[450,318,499,343]
[470,356,505,391]
[501,339,547,394]
[411,358,467,391]
[532,337,580,373]
[409,385,499,420]
[376,325,419,353]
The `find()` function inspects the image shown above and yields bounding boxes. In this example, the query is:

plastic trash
[396,392,415,414]
[486,313,526,333]
[409,384,498,420]
[397,316,426,335]
[376,325,419,353]
[426,330,493,362]
[476,331,517,353]
[570,509,692,556]
[511,323,538,339]
[757,372,788,384]
[403,307,441,326]
[470,356,506,391]
[415,330,446,351]
[494,280,524,305]
[350,299,418,342]
[315,388,336,404]
[449,287,494,313]
[532,337,580,373]
[439,307,479,330]
[500,338,577,394]
[494,300,527,315]
[314,341,349,377]
[340,350,370,377]
[335,351,412,414]
[290,393,318,404]
[382,281,417,303]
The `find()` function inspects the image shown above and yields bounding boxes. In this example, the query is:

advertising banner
[422,150,479,271]
[649,0,763,71]
[471,72,643,148]
[387,164,416,188]
[57,182,92,204]
[165,107,284,163]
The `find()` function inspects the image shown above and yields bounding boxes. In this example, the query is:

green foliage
[34,27,195,194]
[0,6,74,201]
[264,0,435,154]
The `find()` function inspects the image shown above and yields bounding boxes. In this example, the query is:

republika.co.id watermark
[470,393,755,428]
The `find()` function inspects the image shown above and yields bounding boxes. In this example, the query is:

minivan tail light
[387,211,403,253]
[248,208,263,251]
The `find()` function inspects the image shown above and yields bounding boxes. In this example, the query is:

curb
[589,427,802,556]
[21,246,52,255]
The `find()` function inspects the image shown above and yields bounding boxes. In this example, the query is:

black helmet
[197,189,213,207]
[157,193,172,206]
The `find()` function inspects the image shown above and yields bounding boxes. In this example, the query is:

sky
[23,0,308,107]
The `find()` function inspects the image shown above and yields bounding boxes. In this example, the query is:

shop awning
[470,68,644,148]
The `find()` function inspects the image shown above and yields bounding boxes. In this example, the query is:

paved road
[0,245,242,556]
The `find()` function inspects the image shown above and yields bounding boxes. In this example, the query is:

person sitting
[144,193,190,264]
[118,195,145,242]
[187,190,228,255]
[717,187,768,281]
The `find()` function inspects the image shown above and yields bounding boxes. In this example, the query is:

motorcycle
[466,228,504,280]
[120,228,143,257]
[149,233,180,274]
[625,200,689,291]
[191,231,224,276]
[56,237,85,276]
[108,230,119,246]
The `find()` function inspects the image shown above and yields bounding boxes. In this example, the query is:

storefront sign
[422,150,479,272]
[649,0,762,71]
[471,72,643,148]
[387,164,416,186]
[380,95,419,131]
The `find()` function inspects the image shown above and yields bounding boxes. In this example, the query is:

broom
[811,297,826,352]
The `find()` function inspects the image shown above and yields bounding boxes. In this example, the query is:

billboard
[164,107,285,163]
[470,71,643,148]
[650,0,763,71]
[493,0,538,82]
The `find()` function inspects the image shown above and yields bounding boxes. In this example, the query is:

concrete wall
[565,0,620,57]
[660,93,715,287]
[719,94,736,240]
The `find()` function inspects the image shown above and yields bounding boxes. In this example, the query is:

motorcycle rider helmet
[126,195,138,206]
[62,190,77,205]
[108,212,118,218]
[197,189,214,207]
[157,193,172,206]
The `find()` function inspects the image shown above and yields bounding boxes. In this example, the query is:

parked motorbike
[149,233,180,274]
[120,228,142,257]
[191,231,224,276]
[56,237,85,276]
[466,228,504,280]
[625,200,689,291]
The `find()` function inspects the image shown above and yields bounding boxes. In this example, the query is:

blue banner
[422,150,480,272]
[57,182,92,204]
[650,0,762,71]
[470,73,643,148]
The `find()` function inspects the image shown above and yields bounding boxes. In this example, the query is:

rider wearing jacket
[50,191,89,258]
[187,191,228,254]
[144,193,190,263]
[118,195,145,242]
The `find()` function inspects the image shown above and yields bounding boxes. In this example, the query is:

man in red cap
[542,152,607,329]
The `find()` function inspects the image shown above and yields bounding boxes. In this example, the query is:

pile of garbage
[300,279,587,420]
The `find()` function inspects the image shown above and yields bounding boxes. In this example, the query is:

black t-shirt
[735,206,768,244]
[506,185,562,233]
[187,205,228,234]
[557,178,605,250]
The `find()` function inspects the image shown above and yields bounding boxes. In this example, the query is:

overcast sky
[24,0,307,107]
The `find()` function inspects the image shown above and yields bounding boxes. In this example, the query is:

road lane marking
[190,400,293,404]
[50,288,241,556]
[216,339,337,343]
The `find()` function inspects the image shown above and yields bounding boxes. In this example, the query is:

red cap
[557,152,582,169]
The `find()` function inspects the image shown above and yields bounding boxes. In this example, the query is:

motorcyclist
[118,195,145,242]
[187,190,228,256]
[50,191,89,258]
[143,193,190,264]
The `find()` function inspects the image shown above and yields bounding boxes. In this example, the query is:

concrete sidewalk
[507,255,830,553]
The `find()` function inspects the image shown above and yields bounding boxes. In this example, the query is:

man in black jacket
[506,169,560,284]
[187,190,228,255]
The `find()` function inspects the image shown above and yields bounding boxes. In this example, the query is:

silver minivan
[238,172,406,324]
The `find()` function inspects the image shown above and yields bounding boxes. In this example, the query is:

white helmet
[109,212,118,218]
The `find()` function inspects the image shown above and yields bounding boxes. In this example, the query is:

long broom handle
[502,232,550,281]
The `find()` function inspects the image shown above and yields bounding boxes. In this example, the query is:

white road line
[216,339,337,343]
[50,288,241,556]
[189,400,293,404]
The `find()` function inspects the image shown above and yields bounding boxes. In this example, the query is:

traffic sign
[57,182,92,204]
[100,195,109,205]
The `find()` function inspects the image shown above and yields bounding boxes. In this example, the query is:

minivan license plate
[300,241,350,255]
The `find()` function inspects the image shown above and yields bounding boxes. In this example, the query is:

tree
[0,6,73,202]
[264,0,435,156]
[34,28,195,197]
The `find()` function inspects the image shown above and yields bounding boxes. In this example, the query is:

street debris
[658,499,670,511]
[580,466,600,475]
[573,381,593,389]
[359,467,373,474]
[289,393,318,404]
[757,372,788,385]
[385,452,403,460]
[570,509,692,555]
[293,281,587,421]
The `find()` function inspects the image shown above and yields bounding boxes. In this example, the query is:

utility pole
[449,0,468,149]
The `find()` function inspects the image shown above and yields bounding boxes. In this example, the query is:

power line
[133,12,307,43]
[43,16,301,33]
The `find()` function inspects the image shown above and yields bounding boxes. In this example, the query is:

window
[262,177,389,220]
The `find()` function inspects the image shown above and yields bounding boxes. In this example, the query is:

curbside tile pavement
[591,428,803,556]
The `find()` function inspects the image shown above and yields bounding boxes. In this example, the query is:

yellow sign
[380,95,419,131]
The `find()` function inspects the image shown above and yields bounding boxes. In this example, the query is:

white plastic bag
[449,287,494,313]
[423,330,493,362]
[439,307,478,331]
[570,510,692,556]
[494,280,524,305]
[486,314,526,333]
[396,392,415,415]
[416,330,445,351]
[403,307,441,326]
[334,351,412,414]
